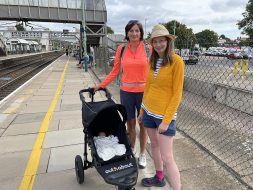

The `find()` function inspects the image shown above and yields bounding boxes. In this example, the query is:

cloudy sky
[105,0,248,39]
[0,0,249,40]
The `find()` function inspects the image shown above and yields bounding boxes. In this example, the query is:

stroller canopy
[82,102,127,134]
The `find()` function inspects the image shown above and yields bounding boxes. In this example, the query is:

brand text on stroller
[105,163,134,174]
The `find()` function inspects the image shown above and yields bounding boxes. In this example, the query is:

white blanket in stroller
[93,135,126,161]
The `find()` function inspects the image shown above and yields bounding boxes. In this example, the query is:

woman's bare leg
[159,135,181,190]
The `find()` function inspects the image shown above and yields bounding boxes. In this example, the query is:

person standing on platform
[66,48,69,56]
[89,52,94,67]
[138,24,184,189]
[92,20,151,169]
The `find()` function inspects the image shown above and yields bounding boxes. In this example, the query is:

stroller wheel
[117,186,135,190]
[75,155,84,184]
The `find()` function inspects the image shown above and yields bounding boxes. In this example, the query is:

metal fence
[95,43,253,189]
[176,44,253,189]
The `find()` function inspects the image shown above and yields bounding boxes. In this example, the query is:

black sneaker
[141,175,166,187]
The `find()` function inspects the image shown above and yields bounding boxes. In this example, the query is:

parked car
[227,52,243,59]
[242,52,252,60]
[205,50,214,56]
[192,50,201,57]
[185,55,198,65]
[174,48,180,55]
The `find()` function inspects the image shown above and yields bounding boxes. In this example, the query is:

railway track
[0,51,64,100]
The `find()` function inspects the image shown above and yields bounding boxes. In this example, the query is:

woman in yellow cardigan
[138,24,184,190]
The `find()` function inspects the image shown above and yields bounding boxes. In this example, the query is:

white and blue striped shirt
[154,58,162,78]
[142,103,177,120]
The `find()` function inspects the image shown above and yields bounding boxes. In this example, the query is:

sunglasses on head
[127,20,140,25]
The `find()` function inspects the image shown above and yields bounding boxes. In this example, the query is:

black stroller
[75,88,138,190]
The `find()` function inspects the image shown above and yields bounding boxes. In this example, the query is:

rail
[0,51,63,100]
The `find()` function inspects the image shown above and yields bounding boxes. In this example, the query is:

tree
[237,0,253,39]
[15,22,25,31]
[195,29,218,48]
[146,32,151,40]
[219,34,231,43]
[107,26,114,34]
[162,20,196,49]
[239,39,252,46]
[220,34,226,39]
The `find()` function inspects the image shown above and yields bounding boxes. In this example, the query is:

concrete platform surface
[0,55,246,190]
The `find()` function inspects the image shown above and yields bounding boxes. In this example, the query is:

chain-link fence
[94,42,253,189]
[176,43,253,189]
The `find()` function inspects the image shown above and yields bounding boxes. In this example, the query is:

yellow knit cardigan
[141,53,184,124]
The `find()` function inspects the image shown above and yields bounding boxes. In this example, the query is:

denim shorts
[120,90,143,120]
[142,110,176,136]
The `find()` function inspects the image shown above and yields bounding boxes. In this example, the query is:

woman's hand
[92,86,100,92]
[158,122,169,134]
[137,113,143,125]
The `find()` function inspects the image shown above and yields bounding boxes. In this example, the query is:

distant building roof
[28,40,39,45]
[7,38,29,44]
[18,39,29,44]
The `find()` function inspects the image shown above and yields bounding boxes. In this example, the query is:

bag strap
[120,45,126,59]
[116,45,126,85]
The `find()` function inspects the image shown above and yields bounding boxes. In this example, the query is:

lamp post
[173,20,176,35]
[81,0,89,72]
[145,18,147,39]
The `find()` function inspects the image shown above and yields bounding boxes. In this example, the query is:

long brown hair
[150,37,174,70]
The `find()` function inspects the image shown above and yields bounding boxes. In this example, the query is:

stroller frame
[75,88,138,190]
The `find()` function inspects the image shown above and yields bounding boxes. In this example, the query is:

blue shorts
[142,110,176,136]
[120,90,143,120]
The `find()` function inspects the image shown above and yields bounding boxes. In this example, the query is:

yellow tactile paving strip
[19,58,70,190]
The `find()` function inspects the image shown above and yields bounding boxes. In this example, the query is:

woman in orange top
[93,20,151,169]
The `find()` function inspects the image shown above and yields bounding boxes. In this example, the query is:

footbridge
[0,0,107,46]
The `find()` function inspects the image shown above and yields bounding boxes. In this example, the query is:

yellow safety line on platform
[19,58,70,190]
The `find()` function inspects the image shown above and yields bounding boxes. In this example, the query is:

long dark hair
[125,20,144,41]
[150,37,174,70]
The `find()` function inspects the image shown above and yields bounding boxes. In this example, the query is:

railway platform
[0,51,51,62]
[0,55,246,190]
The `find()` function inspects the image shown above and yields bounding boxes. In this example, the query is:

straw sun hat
[150,24,177,42]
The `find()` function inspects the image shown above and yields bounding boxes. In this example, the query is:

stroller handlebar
[79,88,112,103]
